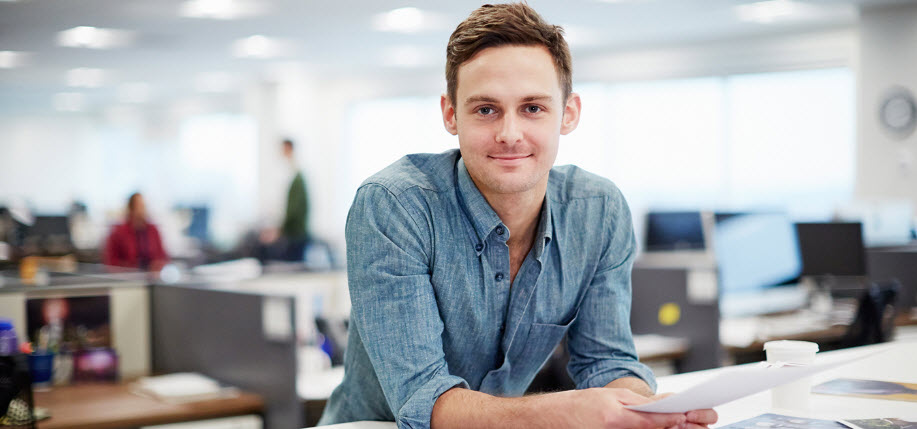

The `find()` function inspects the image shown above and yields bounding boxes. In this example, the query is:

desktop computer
[714,212,807,318]
[795,222,869,297]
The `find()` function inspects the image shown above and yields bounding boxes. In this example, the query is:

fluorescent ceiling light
[118,82,152,104]
[195,71,235,93]
[0,51,29,68]
[562,25,602,48]
[53,93,87,112]
[179,0,268,20]
[66,68,108,88]
[57,26,133,49]
[380,45,437,68]
[231,35,291,59]
[736,0,803,23]
[372,7,447,34]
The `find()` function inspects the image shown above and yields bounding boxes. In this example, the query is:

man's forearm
[431,384,685,429]
[605,376,655,397]
[431,388,566,429]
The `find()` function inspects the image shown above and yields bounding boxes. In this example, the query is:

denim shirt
[319,149,655,428]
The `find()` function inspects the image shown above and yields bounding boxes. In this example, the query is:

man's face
[442,45,580,200]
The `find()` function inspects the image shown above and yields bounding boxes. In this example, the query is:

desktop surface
[320,341,917,429]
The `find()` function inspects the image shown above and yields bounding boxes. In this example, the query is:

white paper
[628,350,882,413]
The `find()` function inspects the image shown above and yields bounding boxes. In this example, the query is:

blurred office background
[2,0,915,265]
[3,2,917,427]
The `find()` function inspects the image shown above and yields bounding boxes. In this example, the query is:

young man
[319,4,717,429]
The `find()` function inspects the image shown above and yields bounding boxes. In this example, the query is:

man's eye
[526,105,542,114]
[477,107,494,115]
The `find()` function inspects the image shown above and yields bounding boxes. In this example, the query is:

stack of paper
[131,373,237,403]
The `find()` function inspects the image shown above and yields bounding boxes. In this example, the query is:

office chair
[0,354,35,428]
[842,280,900,348]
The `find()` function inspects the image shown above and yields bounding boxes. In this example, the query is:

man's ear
[560,92,582,135]
[441,94,458,136]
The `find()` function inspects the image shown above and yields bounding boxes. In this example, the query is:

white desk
[319,341,917,429]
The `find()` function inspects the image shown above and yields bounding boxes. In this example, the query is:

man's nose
[495,112,523,145]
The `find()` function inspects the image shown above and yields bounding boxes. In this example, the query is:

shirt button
[475,243,483,252]
[495,272,504,281]
[495,226,505,235]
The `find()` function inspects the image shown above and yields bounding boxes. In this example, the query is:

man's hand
[650,393,718,429]
[554,388,688,429]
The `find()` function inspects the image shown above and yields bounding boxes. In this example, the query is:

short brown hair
[445,3,572,105]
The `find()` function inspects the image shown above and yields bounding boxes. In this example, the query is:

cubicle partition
[867,248,917,313]
[631,267,722,372]
[151,284,301,429]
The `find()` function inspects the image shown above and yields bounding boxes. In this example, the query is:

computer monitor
[714,212,802,295]
[24,215,73,256]
[795,222,866,277]
[645,211,706,252]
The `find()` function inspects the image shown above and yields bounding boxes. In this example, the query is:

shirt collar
[456,158,503,251]
[455,157,553,258]
[534,192,553,261]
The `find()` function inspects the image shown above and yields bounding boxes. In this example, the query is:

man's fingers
[637,411,687,429]
[650,392,675,401]
[686,409,718,425]
[614,389,653,406]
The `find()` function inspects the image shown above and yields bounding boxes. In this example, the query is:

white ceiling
[0,0,913,116]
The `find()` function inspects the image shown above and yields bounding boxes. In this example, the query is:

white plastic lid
[763,340,819,353]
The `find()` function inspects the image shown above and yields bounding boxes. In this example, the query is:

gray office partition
[151,284,301,429]
[631,267,722,372]
[867,248,917,312]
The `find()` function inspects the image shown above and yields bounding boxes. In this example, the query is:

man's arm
[606,376,655,397]
[345,184,468,428]
[431,386,687,429]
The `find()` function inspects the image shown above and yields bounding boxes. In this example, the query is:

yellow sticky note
[658,303,681,326]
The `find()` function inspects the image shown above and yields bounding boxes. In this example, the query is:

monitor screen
[714,212,802,294]
[645,211,705,252]
[795,222,866,276]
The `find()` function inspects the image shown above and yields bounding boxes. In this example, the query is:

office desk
[320,341,917,429]
[34,383,264,429]
[661,341,917,424]
[299,337,690,426]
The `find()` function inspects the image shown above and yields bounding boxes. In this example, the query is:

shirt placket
[485,224,512,340]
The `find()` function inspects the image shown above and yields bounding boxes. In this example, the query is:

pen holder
[27,352,54,391]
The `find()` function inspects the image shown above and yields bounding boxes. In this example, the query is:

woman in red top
[103,193,168,271]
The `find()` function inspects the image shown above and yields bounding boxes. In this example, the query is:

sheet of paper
[628,350,883,413]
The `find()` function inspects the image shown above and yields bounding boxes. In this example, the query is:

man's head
[445,3,572,106]
[441,3,580,200]
[282,139,295,160]
[127,192,146,225]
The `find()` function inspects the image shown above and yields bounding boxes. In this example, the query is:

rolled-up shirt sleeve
[566,189,657,393]
[346,183,468,429]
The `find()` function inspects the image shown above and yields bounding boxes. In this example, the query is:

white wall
[856,3,917,209]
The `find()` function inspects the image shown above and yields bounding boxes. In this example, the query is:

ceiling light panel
[195,71,235,93]
[372,7,447,34]
[57,26,133,49]
[231,35,291,59]
[118,83,153,104]
[0,51,30,68]
[66,68,108,88]
[736,0,803,23]
[179,0,268,20]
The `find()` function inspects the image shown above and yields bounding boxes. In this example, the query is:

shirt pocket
[513,313,578,387]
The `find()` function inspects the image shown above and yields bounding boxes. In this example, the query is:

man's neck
[477,179,547,283]
[485,190,543,248]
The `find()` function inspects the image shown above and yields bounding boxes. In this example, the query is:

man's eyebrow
[463,94,554,106]
[521,95,553,103]
[464,95,499,106]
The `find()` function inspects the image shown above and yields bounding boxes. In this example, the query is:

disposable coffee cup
[764,340,819,410]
